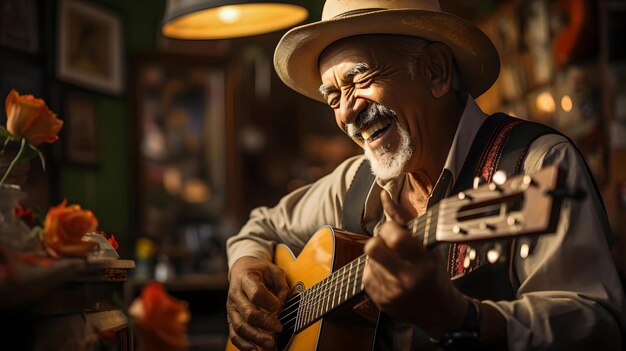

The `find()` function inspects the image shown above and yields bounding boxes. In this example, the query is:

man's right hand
[227,256,290,350]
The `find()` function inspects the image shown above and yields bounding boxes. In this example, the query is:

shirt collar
[443,94,489,186]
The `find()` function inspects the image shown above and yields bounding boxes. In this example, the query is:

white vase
[0,184,40,251]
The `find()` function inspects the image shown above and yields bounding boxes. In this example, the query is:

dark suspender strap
[452,113,521,194]
[342,159,376,235]
[498,119,557,177]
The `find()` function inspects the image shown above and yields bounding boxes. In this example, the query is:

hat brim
[274,9,500,103]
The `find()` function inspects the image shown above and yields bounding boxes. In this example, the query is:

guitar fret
[295,290,306,331]
[318,277,327,318]
[295,291,303,330]
[305,284,316,326]
[423,211,431,247]
[347,260,354,299]
[331,267,338,309]
[345,261,351,301]
[323,276,330,315]
[312,282,320,322]
[352,259,358,296]
[340,263,347,304]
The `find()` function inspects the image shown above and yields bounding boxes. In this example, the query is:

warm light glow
[183,179,211,203]
[561,95,573,112]
[536,91,556,114]
[163,167,182,195]
[217,6,241,23]
[163,3,308,39]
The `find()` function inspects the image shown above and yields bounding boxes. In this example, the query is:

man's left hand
[362,190,469,337]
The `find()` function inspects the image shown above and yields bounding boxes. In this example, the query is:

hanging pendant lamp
[162,0,308,39]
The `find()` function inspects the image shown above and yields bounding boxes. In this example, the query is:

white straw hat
[274,0,500,102]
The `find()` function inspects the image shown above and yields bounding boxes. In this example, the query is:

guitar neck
[290,165,564,333]
[293,205,440,332]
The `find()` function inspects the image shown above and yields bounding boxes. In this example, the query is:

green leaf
[0,126,12,139]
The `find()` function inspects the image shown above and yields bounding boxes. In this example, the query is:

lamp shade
[162,0,309,39]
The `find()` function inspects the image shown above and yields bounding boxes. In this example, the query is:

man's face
[318,36,437,180]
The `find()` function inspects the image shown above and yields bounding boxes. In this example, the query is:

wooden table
[0,255,135,350]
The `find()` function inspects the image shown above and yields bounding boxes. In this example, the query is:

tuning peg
[487,243,503,264]
[493,170,507,185]
[458,192,473,201]
[468,247,477,261]
[521,175,535,190]
[479,222,495,231]
[473,177,484,190]
[544,188,587,201]
[519,243,531,259]
[488,182,503,193]
[518,238,534,259]
[463,255,471,269]
[453,225,468,235]
[507,216,521,226]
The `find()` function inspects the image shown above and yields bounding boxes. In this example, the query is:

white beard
[364,122,413,181]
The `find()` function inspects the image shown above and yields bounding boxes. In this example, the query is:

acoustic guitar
[226,165,566,351]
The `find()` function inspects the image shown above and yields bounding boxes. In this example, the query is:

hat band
[332,8,384,19]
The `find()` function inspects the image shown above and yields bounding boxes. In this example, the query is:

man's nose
[337,94,367,125]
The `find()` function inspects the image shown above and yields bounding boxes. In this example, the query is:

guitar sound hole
[276,289,302,351]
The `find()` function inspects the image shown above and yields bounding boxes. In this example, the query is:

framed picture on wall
[63,91,99,166]
[56,0,124,95]
[0,0,40,54]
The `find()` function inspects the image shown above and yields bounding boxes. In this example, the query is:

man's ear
[424,42,454,98]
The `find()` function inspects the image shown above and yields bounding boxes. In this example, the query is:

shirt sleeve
[226,155,366,271]
[483,134,626,350]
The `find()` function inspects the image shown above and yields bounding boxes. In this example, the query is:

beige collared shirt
[227,97,625,350]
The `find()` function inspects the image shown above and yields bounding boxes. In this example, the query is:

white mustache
[346,103,396,138]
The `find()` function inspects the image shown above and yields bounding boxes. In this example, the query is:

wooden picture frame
[0,0,40,54]
[56,0,124,95]
[64,91,99,166]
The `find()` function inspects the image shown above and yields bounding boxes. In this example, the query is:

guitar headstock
[436,165,566,244]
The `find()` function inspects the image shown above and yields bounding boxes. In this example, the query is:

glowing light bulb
[561,95,573,112]
[536,91,556,114]
[218,6,241,23]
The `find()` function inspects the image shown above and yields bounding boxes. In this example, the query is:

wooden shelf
[0,257,134,310]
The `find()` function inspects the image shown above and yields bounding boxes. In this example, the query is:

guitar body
[226,226,377,351]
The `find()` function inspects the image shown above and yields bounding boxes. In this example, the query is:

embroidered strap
[342,159,376,235]
[448,114,557,280]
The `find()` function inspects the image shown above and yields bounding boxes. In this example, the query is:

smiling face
[319,35,456,181]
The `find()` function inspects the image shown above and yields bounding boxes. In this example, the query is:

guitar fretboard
[293,205,441,332]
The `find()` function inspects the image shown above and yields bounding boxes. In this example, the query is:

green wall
[51,0,165,258]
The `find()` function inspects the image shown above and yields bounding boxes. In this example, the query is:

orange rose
[43,200,99,257]
[5,89,63,146]
[129,282,191,351]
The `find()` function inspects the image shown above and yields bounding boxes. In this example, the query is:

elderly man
[226,0,625,350]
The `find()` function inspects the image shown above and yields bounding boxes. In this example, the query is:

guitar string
[279,256,367,324]
[276,202,508,326]
[279,257,367,327]
[278,257,367,325]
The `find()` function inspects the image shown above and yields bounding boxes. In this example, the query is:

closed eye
[328,95,340,108]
